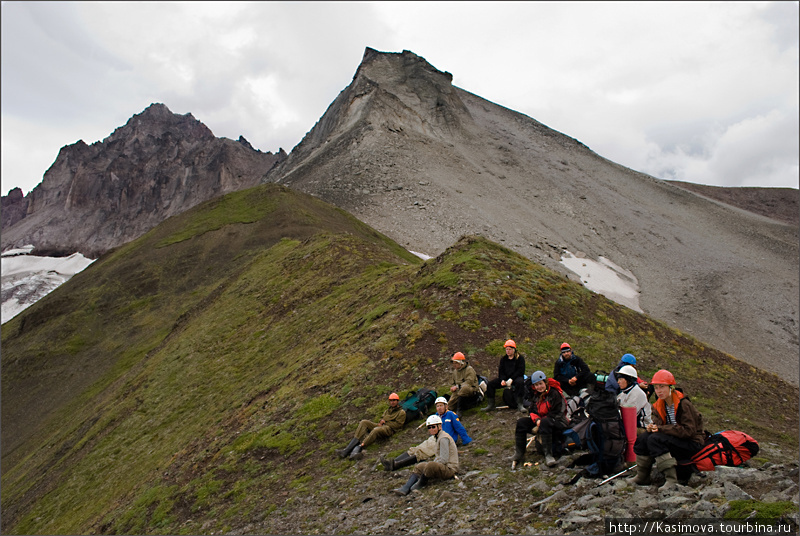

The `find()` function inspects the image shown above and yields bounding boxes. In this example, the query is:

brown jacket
[652,391,704,445]
[451,364,478,392]
[381,405,406,433]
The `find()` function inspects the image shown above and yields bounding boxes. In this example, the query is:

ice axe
[595,464,637,487]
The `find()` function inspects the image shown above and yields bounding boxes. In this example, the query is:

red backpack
[690,430,759,472]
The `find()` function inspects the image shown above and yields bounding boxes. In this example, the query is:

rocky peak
[270,48,471,182]
[1,104,285,257]
[104,102,214,147]
[1,187,28,229]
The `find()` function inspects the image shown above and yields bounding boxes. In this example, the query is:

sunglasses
[427,425,438,429]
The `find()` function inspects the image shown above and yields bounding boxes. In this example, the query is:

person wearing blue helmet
[511,370,568,468]
[605,353,638,393]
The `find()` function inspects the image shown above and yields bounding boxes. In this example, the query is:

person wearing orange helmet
[483,339,527,412]
[448,352,479,417]
[336,392,406,460]
[553,342,594,397]
[631,369,704,490]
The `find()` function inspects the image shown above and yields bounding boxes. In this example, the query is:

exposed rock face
[1,188,28,229]
[1,103,285,258]
[265,48,799,383]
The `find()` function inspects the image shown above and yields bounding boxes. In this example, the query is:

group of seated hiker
[335,340,705,495]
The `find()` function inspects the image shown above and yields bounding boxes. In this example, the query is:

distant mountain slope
[1,184,796,534]
[669,180,799,226]
[265,48,799,384]
[1,103,286,257]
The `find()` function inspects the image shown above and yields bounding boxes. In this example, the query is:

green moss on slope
[1,189,797,535]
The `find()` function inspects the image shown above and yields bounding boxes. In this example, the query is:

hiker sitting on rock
[434,396,472,445]
[615,365,652,430]
[483,339,526,412]
[511,370,568,468]
[553,342,594,398]
[605,353,638,393]
[448,352,480,417]
[336,392,406,460]
[632,369,704,490]
[392,415,459,495]
[381,396,471,472]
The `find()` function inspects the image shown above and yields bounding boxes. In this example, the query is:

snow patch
[560,250,642,313]
[409,250,433,260]
[1,251,95,323]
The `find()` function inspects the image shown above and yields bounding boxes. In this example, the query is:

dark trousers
[633,431,702,461]
[515,415,565,449]
[485,377,524,402]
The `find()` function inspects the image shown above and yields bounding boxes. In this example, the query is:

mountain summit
[265,48,799,383]
[1,103,285,257]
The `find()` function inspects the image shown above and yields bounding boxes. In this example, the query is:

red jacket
[529,378,568,426]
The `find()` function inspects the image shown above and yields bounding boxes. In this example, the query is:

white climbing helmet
[619,365,638,378]
[434,396,448,405]
[426,414,442,426]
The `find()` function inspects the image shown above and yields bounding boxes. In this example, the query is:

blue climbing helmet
[621,353,636,365]
[530,370,547,384]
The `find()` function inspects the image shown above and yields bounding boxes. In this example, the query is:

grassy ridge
[1,186,797,534]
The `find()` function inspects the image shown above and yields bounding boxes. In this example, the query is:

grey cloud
[759,2,800,53]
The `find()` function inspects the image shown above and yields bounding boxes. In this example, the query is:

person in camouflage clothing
[336,392,406,460]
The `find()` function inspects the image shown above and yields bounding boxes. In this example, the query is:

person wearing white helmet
[434,396,472,445]
[605,353,638,394]
[381,397,471,472]
[615,365,652,429]
[392,414,459,496]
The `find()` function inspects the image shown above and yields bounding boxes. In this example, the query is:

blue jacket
[605,360,627,393]
[440,410,472,445]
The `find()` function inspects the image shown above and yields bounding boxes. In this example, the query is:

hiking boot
[515,393,526,412]
[349,444,363,460]
[392,474,419,496]
[539,433,557,467]
[410,474,427,492]
[482,398,497,412]
[336,438,359,459]
[655,453,679,491]
[382,452,416,472]
[380,454,393,471]
[509,441,526,470]
[631,455,653,485]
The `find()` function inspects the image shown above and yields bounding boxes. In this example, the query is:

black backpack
[400,388,437,422]
[583,388,626,476]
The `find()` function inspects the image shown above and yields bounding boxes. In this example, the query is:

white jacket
[617,383,652,428]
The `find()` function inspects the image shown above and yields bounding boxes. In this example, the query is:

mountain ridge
[263,48,799,384]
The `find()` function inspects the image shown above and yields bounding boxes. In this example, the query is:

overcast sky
[2,1,798,196]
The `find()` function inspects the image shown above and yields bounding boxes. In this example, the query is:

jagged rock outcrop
[264,48,799,384]
[1,103,286,257]
[1,187,28,229]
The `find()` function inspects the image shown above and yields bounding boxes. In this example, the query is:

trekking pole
[526,435,536,448]
[595,465,636,487]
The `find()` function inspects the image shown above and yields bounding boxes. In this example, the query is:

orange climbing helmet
[451,352,466,361]
[388,392,400,400]
[651,369,676,386]
[504,339,516,348]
